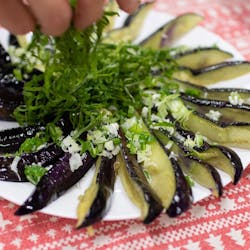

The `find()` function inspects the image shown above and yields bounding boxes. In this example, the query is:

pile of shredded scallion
[13,12,178,140]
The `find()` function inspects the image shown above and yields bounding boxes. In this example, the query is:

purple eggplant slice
[180,93,250,124]
[166,158,193,217]
[15,151,96,215]
[140,13,203,49]
[150,129,193,217]
[174,47,233,70]
[0,144,64,182]
[153,129,223,197]
[118,129,163,224]
[0,125,46,154]
[185,110,250,149]
[167,115,243,185]
[103,2,153,43]
[173,61,250,86]
[168,78,250,105]
[123,2,154,27]
[76,156,116,228]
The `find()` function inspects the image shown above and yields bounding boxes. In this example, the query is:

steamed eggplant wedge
[0,125,46,154]
[140,13,203,49]
[166,95,250,149]
[180,93,250,124]
[184,111,250,149]
[153,129,223,197]
[121,117,176,210]
[76,156,116,228]
[151,130,192,217]
[195,145,243,185]
[171,78,250,104]
[173,61,250,86]
[166,117,243,184]
[15,152,96,215]
[0,144,64,182]
[165,157,193,217]
[118,129,163,223]
[103,2,154,43]
[174,47,233,70]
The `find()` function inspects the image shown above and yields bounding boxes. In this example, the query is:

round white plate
[0,10,249,221]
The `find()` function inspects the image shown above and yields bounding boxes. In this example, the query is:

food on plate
[0,3,250,228]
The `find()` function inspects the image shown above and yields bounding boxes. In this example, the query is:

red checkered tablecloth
[0,0,250,249]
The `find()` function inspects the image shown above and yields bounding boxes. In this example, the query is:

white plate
[0,10,249,221]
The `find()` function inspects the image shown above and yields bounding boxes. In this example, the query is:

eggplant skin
[0,73,24,100]
[0,125,46,154]
[215,145,243,185]
[77,156,116,228]
[0,144,64,182]
[166,158,193,217]
[0,98,22,121]
[14,152,96,215]
[0,44,12,71]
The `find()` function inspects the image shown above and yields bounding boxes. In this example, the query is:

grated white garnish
[69,153,83,172]
[205,110,222,122]
[61,135,81,154]
[228,92,243,105]
[10,156,21,181]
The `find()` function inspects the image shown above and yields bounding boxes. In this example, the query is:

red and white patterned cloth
[0,0,250,249]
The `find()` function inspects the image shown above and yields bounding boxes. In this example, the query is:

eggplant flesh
[0,125,46,154]
[118,129,163,224]
[173,61,250,86]
[185,111,250,149]
[180,94,250,124]
[174,47,233,70]
[76,156,116,228]
[0,144,64,182]
[15,152,96,215]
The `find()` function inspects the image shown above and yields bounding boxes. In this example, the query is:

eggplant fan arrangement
[0,2,250,228]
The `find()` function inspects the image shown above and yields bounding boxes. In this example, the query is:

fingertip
[41,8,72,36]
[73,0,104,30]
[28,0,73,36]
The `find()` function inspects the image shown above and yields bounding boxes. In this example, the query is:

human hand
[0,0,140,36]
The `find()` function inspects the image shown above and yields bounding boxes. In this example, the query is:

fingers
[74,0,105,30]
[116,0,140,13]
[0,0,140,36]
[28,0,72,36]
[0,0,35,34]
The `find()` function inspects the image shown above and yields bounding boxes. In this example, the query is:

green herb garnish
[185,175,195,188]
[24,165,47,185]
[13,12,177,155]
[18,134,47,154]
